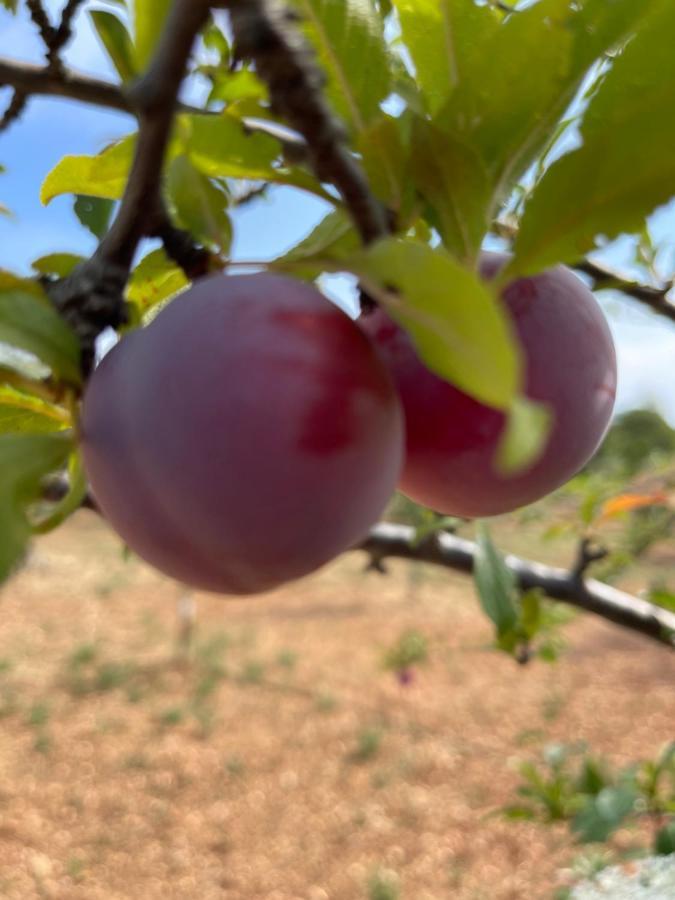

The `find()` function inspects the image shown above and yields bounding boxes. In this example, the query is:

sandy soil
[0,512,673,900]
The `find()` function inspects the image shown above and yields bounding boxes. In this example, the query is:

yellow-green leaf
[496,395,551,476]
[90,9,137,82]
[166,155,232,253]
[32,253,85,278]
[0,384,70,435]
[0,289,81,385]
[410,118,491,264]
[393,0,499,117]
[353,238,521,411]
[184,113,331,200]
[41,136,135,205]
[133,0,172,71]
[0,432,73,585]
[511,0,675,275]
[126,248,188,314]
[291,0,392,133]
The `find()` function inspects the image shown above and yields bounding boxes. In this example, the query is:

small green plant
[123,752,152,770]
[66,856,86,882]
[239,660,265,685]
[94,661,135,692]
[349,726,384,764]
[64,646,138,696]
[225,755,246,778]
[0,686,19,719]
[314,690,338,713]
[68,643,98,668]
[382,630,428,685]
[158,706,184,727]
[504,741,675,852]
[276,648,298,670]
[33,732,51,754]
[26,701,49,728]
[367,869,400,900]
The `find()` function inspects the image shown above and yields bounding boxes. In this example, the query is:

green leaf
[203,22,230,61]
[0,433,73,585]
[413,0,657,259]
[474,523,519,635]
[208,70,268,106]
[184,113,331,200]
[126,248,188,313]
[0,289,81,385]
[410,117,491,263]
[655,820,675,855]
[74,195,115,240]
[133,0,172,71]
[519,589,543,641]
[572,786,637,843]
[276,208,358,277]
[393,0,499,117]
[496,395,552,476]
[41,136,135,205]
[353,238,521,411]
[0,385,70,435]
[358,113,414,217]
[291,0,392,132]
[166,156,232,253]
[90,10,137,82]
[32,254,85,278]
[648,587,675,612]
[0,0,18,12]
[185,113,280,179]
[511,0,675,275]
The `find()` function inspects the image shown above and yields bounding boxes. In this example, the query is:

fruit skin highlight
[80,273,404,594]
[361,253,617,517]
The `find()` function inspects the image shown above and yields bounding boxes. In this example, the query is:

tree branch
[0,57,131,113]
[575,258,675,324]
[494,219,675,325]
[47,0,212,374]
[358,523,675,649]
[228,0,389,245]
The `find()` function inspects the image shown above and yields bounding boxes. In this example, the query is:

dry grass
[0,512,673,899]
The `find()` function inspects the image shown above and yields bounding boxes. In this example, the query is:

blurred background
[1,3,675,899]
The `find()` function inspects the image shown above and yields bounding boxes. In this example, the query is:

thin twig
[571,536,609,581]
[26,0,86,72]
[494,218,675,324]
[0,89,28,133]
[575,258,675,324]
[26,0,56,50]
[359,523,675,649]
[48,0,87,71]
[0,57,131,114]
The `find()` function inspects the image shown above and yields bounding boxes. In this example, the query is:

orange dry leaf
[599,492,670,520]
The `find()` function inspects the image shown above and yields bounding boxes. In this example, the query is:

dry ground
[0,512,673,900]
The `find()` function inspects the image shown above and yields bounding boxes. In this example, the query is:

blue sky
[2,1,675,424]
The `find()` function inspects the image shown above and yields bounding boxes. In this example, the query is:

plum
[361,253,617,517]
[80,273,403,593]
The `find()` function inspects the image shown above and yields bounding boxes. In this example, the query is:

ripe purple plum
[80,273,403,593]
[361,253,617,517]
